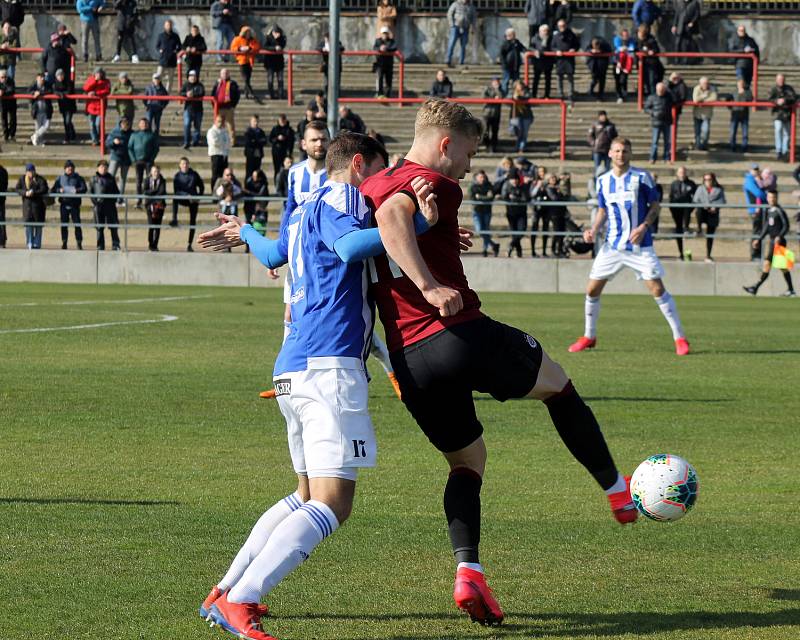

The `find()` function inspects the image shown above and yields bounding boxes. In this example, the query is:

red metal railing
[5,47,76,83]
[178,49,405,106]
[523,50,614,87]
[637,52,759,109]
[338,96,568,160]
[666,100,781,163]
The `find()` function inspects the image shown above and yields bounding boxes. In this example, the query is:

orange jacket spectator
[82,69,110,116]
[231,27,259,67]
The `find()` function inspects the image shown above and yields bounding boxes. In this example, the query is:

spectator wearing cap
[42,32,71,84]
[481,77,505,152]
[727,25,758,88]
[182,68,205,149]
[155,19,182,93]
[373,26,397,98]
[729,77,753,153]
[499,27,526,95]
[743,163,766,260]
[83,66,110,145]
[182,24,207,78]
[105,115,132,195]
[52,159,87,250]
[28,73,52,147]
[230,25,259,100]
[529,23,554,99]
[0,67,16,141]
[144,72,168,135]
[768,74,796,160]
[112,70,135,124]
[376,0,397,37]
[171,157,205,250]
[128,116,160,208]
[112,0,139,63]
[445,0,475,67]
[263,24,287,100]
[210,0,236,62]
[0,21,20,81]
[16,163,49,249]
[0,161,7,247]
[586,36,612,100]
[692,76,716,151]
[429,68,453,98]
[76,0,104,63]
[52,68,77,143]
[211,67,240,144]
[552,18,579,107]
[89,159,121,250]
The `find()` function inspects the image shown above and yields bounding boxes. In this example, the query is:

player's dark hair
[303,119,328,138]
[326,131,388,175]
[766,189,778,197]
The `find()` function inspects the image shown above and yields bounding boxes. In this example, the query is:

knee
[445,437,487,477]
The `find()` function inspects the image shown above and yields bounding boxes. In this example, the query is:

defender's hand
[422,284,463,318]
[458,227,474,252]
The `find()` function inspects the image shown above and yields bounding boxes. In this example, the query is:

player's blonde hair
[414,99,483,141]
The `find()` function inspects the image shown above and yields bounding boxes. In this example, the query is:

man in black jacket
[0,0,23,29]
[525,0,549,43]
[112,0,139,63]
[244,113,267,176]
[500,27,526,95]
[268,113,294,179]
[182,69,204,149]
[586,37,612,100]
[171,156,205,250]
[482,77,504,152]
[41,33,71,84]
[727,25,758,87]
[182,24,207,78]
[668,166,696,260]
[671,0,701,64]
[28,73,52,146]
[552,19,579,106]
[90,159,121,250]
[155,19,182,93]
[52,68,77,142]
[744,189,795,297]
[0,68,17,141]
[644,82,674,163]
[0,161,7,247]
[373,26,397,98]
[263,24,286,99]
[529,23,553,99]
[16,163,49,249]
[52,160,87,249]
[768,74,796,160]
[338,105,366,135]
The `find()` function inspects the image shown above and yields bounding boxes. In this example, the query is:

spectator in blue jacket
[76,0,104,63]
[52,160,88,250]
[144,73,168,135]
[210,0,236,62]
[632,0,661,30]
[106,116,132,196]
[743,163,767,261]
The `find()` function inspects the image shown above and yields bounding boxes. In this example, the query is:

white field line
[0,294,212,308]
[0,314,179,334]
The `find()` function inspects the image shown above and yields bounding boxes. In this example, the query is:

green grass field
[1,283,799,640]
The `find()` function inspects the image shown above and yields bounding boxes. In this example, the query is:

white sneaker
[112,54,121,63]
[131,54,140,64]
[30,134,37,146]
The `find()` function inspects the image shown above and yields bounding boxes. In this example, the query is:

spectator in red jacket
[82,66,110,145]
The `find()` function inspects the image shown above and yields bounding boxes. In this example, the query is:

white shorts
[275,367,377,480]
[282,269,294,304]
[589,244,665,281]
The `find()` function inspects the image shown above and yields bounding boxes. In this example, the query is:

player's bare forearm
[586,207,607,242]
[644,202,660,227]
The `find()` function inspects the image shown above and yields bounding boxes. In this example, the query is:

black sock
[783,270,794,292]
[544,380,618,490]
[754,271,769,291]
[443,467,482,564]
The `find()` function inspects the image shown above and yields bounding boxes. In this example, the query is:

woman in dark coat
[16,163,49,249]
[143,163,167,250]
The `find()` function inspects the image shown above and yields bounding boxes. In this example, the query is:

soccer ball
[630,454,699,522]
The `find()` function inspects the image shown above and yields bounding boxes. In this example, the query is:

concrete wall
[20,12,800,67]
[0,249,789,296]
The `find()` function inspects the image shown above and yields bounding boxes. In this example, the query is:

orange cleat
[201,587,268,621]
[568,336,596,353]
[387,372,402,400]
[608,475,638,524]
[259,388,277,399]
[675,337,690,356]
[453,567,504,627]
[210,593,277,640]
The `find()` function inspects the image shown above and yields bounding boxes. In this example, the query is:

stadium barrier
[636,52,760,110]
[176,49,406,105]
[5,47,77,83]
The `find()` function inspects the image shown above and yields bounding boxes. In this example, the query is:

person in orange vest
[230,26,259,100]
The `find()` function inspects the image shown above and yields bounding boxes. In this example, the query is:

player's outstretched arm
[375,193,463,318]
[197,212,246,250]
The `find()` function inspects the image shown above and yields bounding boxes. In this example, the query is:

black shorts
[765,236,787,262]
[389,316,544,453]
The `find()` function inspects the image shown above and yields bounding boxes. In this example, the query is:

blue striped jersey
[273,181,375,377]
[596,167,658,250]
[281,160,328,230]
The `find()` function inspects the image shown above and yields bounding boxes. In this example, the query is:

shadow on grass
[474,396,733,403]
[0,497,180,507]
[283,608,800,638]
[770,588,800,601]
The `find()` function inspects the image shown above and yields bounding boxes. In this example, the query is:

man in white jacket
[207,115,231,191]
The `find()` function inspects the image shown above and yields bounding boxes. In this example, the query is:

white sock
[227,500,339,604]
[655,292,685,340]
[370,334,393,374]
[282,321,291,343]
[217,492,304,591]
[458,562,484,574]
[604,473,626,496]
[584,295,601,339]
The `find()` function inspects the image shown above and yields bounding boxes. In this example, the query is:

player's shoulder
[629,166,655,186]
[288,160,307,179]
[321,181,369,220]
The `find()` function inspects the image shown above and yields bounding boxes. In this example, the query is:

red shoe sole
[455,584,504,627]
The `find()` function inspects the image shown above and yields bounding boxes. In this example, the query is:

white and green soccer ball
[631,454,699,522]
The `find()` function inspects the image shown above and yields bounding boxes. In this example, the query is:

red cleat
[200,587,269,621]
[259,388,277,399]
[568,336,596,353]
[453,567,504,626]
[387,371,402,400]
[675,337,690,356]
[608,475,638,524]
[210,593,277,640]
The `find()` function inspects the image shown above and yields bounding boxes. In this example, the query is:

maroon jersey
[359,158,483,352]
